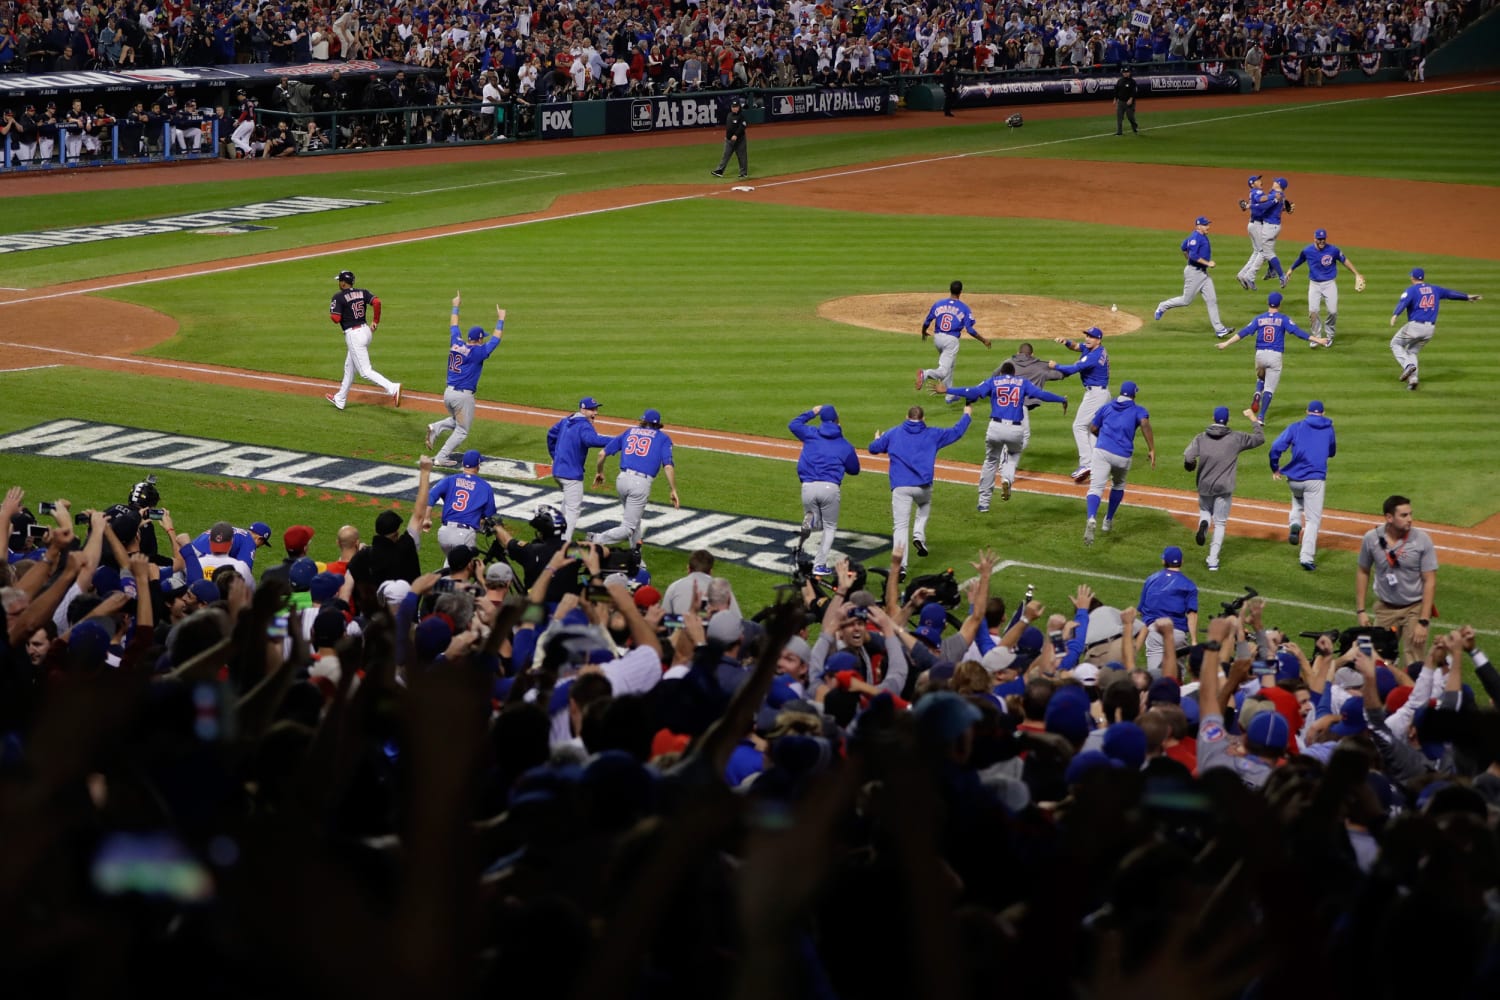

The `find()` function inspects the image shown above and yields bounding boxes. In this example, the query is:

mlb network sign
[0,420,887,574]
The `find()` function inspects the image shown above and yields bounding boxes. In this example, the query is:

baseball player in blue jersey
[427,291,505,467]
[1269,400,1336,571]
[1137,546,1199,671]
[789,405,861,575]
[1047,326,1110,481]
[1389,266,1483,390]
[1257,177,1291,288]
[1154,217,1233,338]
[189,521,272,568]
[868,403,973,575]
[1083,380,1155,546]
[1235,175,1269,291]
[327,269,401,410]
[947,363,1067,511]
[1288,228,1364,347]
[1216,291,1328,425]
[918,280,992,396]
[547,396,612,542]
[591,408,680,547]
[427,449,498,554]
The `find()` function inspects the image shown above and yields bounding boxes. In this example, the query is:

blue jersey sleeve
[1285,319,1313,341]
[1268,427,1293,471]
[1023,381,1066,405]
[1288,248,1309,273]
[602,431,627,457]
[946,381,990,402]
[1437,286,1471,302]
[659,437,675,467]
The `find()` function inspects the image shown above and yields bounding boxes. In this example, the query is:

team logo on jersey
[1201,723,1226,743]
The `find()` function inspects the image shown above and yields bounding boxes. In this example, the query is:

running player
[327,269,401,409]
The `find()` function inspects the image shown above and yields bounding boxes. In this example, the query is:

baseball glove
[1355,275,1366,292]
[1006,113,1023,128]
[1238,198,1249,211]
[1284,199,1295,213]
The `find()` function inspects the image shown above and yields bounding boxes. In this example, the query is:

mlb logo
[630,100,652,131]
[774,96,793,116]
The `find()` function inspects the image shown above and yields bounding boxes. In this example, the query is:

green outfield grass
[4,85,1499,668]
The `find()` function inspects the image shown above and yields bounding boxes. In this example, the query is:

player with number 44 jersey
[1388,267,1483,391]
[591,409,680,547]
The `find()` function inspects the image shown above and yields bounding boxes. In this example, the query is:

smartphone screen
[266,612,289,640]
[661,614,684,632]
[91,831,214,903]
[38,500,57,515]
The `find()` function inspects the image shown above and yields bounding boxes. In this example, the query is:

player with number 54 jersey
[946,365,1068,511]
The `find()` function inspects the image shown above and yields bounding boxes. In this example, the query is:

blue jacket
[1091,397,1150,458]
[1137,569,1199,633]
[790,411,861,484]
[868,413,971,488]
[1269,414,1336,481]
[548,414,612,480]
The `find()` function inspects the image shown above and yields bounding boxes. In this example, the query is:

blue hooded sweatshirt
[549,414,612,480]
[789,410,861,485]
[868,413,972,489]
[1268,414,1335,481]
[1091,396,1150,458]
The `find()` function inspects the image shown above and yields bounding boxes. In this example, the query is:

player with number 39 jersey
[591,409,680,547]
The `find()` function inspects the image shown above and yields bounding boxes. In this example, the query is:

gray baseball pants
[437,521,477,554]
[1144,626,1190,673]
[1390,320,1435,383]
[1072,386,1108,468]
[592,469,653,546]
[430,387,476,462]
[1198,492,1233,567]
[558,478,585,541]
[978,419,1026,507]
[1288,478,1325,564]
[1308,279,1339,338]
[1157,266,1228,334]
[1255,348,1284,396]
[800,481,841,568]
[1087,448,1131,499]
[890,484,932,568]
[921,334,961,389]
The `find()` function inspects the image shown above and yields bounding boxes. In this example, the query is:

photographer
[491,505,575,604]
[1355,494,1437,659]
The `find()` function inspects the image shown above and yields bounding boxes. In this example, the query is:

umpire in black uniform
[711,95,748,179]
[939,55,958,117]
[1114,64,1139,135]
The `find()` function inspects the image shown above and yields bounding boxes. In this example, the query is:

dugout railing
[254,100,516,155]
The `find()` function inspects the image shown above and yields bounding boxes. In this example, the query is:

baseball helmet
[336,270,355,284]
[1006,112,1024,128]
[530,504,566,536]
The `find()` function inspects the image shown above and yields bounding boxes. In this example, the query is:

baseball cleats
[1251,391,1261,415]
[710,169,723,178]
[433,457,457,468]
[1399,364,1417,383]
[1083,518,1096,546]
[392,383,402,407]
[812,565,833,577]
[1278,275,1288,290]
[1153,308,1164,321]
[913,539,929,558]
[1300,561,1317,572]
[915,368,927,390]
[1288,523,1301,546]
[1247,279,1257,291]
[1236,276,1250,290]
[1196,520,1208,546]
[1207,563,1220,572]
[424,425,437,450]
[1215,328,1232,339]
[1101,518,1112,534]
[325,393,344,410]
[1069,465,1090,482]
[977,503,989,513]
[1408,381,1419,391]
[738,173,747,179]
[1000,480,1012,502]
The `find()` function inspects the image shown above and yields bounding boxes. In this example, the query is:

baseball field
[3,78,1499,671]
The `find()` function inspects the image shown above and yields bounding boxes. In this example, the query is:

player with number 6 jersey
[327,269,401,410]
[427,449,498,554]
[591,408,680,546]
[918,280,992,397]
[946,364,1068,511]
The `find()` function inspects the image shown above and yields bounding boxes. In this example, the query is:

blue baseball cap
[309,571,344,603]
[1195,215,1211,226]
[1162,545,1183,565]
[1247,174,1261,185]
[819,405,839,423]
[1275,177,1288,188]
[1314,228,1328,240]
[250,521,271,540]
[1082,326,1103,339]
[1330,696,1368,737]
[1213,405,1230,424]
[188,579,220,605]
[462,449,482,468]
[642,408,662,424]
[1307,400,1325,414]
[1410,267,1425,279]
[1268,291,1283,307]
[1247,710,1290,751]
[1120,380,1138,397]
[579,396,602,410]
[468,325,487,340]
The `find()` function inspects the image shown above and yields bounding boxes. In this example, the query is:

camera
[27,524,48,541]
[74,513,91,525]
[1218,586,1258,617]
[478,515,499,536]
[434,578,458,593]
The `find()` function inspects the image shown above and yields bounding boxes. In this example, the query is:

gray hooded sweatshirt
[1183,422,1265,497]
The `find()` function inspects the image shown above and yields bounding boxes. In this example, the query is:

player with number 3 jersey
[591,409,680,546]
[427,449,498,554]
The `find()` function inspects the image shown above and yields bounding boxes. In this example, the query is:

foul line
[0,364,60,373]
[354,168,566,196]
[4,78,1496,311]
[994,560,1500,638]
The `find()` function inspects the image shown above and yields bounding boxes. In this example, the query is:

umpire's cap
[336,270,355,284]
[730,95,742,107]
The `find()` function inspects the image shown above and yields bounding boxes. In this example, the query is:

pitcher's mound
[818,293,1142,339]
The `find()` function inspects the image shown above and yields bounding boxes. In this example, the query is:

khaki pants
[1375,601,1424,659]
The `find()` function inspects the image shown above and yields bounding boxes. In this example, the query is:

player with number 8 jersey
[591,408,680,546]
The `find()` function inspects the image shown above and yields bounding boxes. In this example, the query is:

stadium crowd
[3,465,1499,997]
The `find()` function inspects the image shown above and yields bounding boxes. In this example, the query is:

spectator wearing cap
[546,396,611,544]
[428,449,497,555]
[259,525,316,588]
[347,459,433,598]
[788,404,860,577]
[1183,404,1265,572]
[1136,546,1198,673]
[483,561,515,604]
[868,402,973,576]
[443,544,482,587]
[1268,399,1336,572]
[197,521,254,586]
[591,407,680,548]
[1082,379,1154,546]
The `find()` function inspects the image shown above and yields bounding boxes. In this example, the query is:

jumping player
[327,269,401,410]
[1287,228,1363,347]
[1216,291,1328,426]
[1154,217,1232,338]
[947,362,1068,511]
[591,408,680,547]
[1235,175,1269,291]
[1258,177,1290,288]
[427,291,504,467]
[1047,327,1111,481]
[1388,267,1483,391]
[918,280,992,397]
